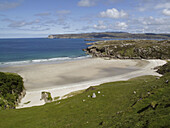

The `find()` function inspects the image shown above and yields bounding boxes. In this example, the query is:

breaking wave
[0,55,91,66]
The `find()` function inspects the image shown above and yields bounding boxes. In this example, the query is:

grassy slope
[0,72,169,128]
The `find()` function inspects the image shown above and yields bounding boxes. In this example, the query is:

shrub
[0,72,24,109]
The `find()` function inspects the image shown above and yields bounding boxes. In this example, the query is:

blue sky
[0,0,170,38]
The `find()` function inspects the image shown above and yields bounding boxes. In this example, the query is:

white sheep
[92,93,96,98]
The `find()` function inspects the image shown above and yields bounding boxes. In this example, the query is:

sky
[0,0,170,38]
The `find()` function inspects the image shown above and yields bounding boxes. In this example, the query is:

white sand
[0,58,166,108]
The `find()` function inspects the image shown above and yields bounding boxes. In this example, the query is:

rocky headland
[48,32,170,40]
[83,40,170,59]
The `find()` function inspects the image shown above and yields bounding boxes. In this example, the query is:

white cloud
[3,19,40,28]
[138,7,147,12]
[155,2,170,9]
[18,27,50,31]
[55,10,71,27]
[135,1,170,17]
[100,8,128,19]
[141,16,169,25]
[136,1,170,12]
[116,22,128,30]
[93,21,107,30]
[93,21,128,30]
[162,8,170,16]
[128,16,170,33]
[0,1,20,11]
[78,0,96,7]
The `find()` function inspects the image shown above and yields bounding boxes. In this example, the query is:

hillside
[0,62,169,128]
[0,72,25,110]
[83,40,170,59]
[48,32,170,39]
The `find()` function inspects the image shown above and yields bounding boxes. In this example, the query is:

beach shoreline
[0,58,166,108]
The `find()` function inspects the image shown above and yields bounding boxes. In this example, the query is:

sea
[0,38,92,66]
[0,38,162,67]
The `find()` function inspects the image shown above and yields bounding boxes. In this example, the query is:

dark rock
[165,80,169,84]
[99,121,103,125]
[85,86,96,92]
[137,105,150,113]
[165,104,170,108]
[117,54,123,59]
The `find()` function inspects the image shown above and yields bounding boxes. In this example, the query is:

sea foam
[0,55,91,67]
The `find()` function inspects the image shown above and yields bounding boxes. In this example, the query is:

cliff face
[83,40,170,59]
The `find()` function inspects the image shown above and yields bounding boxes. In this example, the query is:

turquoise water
[0,38,90,66]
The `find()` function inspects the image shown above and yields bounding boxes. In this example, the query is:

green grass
[54,96,60,101]
[0,73,169,128]
[24,101,31,105]
[62,90,85,98]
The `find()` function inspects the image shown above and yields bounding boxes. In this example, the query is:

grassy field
[0,71,169,127]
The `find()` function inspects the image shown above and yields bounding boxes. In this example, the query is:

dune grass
[0,72,169,128]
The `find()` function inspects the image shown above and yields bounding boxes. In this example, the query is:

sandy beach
[0,58,166,108]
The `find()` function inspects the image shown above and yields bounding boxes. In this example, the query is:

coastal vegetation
[48,32,170,40]
[0,72,25,110]
[84,40,170,59]
[41,91,53,103]
[157,61,170,75]
[0,62,169,128]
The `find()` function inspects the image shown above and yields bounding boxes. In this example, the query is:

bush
[0,72,24,109]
